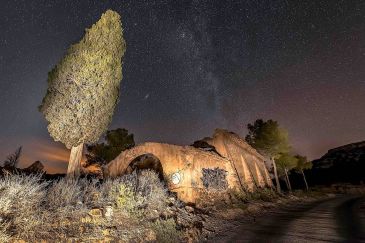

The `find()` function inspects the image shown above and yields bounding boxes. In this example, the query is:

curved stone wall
[104,130,272,202]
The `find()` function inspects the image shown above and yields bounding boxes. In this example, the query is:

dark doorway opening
[126,153,164,180]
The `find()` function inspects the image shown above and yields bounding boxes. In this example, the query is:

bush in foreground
[0,170,174,242]
[0,175,48,241]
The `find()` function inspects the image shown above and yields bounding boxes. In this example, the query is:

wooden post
[67,143,84,178]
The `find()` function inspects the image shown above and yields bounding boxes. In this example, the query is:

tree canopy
[39,10,126,149]
[245,119,291,193]
[294,155,312,172]
[86,128,135,165]
[245,119,290,159]
[294,154,312,190]
[276,153,298,176]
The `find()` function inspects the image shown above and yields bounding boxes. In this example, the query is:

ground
[210,195,365,242]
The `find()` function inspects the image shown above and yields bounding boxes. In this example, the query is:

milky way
[0,0,364,172]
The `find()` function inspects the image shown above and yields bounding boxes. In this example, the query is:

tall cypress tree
[39,10,126,177]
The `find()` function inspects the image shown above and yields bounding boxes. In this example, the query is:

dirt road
[212,195,365,242]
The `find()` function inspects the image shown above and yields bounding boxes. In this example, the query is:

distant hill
[308,141,365,185]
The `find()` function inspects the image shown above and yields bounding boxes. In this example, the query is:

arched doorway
[125,153,164,180]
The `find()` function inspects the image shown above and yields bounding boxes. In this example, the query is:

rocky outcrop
[310,141,365,184]
[313,141,365,169]
[104,129,272,203]
[1,161,45,175]
[24,161,44,174]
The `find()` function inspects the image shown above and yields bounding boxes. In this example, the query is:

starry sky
[0,0,364,173]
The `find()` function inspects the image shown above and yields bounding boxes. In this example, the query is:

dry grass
[229,187,279,203]
[0,174,48,241]
[0,170,176,242]
[150,218,181,243]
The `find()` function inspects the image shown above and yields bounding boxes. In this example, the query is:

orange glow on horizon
[1,137,87,174]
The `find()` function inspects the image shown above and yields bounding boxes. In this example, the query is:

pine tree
[86,128,135,165]
[39,10,126,177]
[3,146,22,168]
[276,153,298,192]
[245,119,290,193]
[294,155,312,191]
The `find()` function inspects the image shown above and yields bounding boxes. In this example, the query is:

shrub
[101,170,168,218]
[136,170,168,212]
[114,183,141,216]
[0,170,174,241]
[0,174,48,241]
[46,178,88,212]
[229,187,278,203]
[100,172,141,218]
[150,218,181,243]
[0,222,10,242]
[252,188,278,202]
[43,178,91,238]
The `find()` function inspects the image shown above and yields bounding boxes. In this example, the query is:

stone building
[104,129,272,203]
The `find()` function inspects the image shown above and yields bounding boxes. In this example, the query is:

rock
[88,208,103,218]
[148,209,160,220]
[103,205,113,218]
[185,206,194,213]
[311,140,365,184]
[161,208,175,219]
[144,229,157,242]
[167,196,176,206]
[24,161,44,173]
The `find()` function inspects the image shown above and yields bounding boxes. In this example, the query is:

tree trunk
[271,157,281,193]
[67,143,84,178]
[283,173,290,190]
[301,169,309,191]
[285,168,292,192]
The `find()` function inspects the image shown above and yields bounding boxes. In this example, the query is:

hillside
[309,141,365,185]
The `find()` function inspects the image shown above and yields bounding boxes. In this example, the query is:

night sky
[0,0,364,173]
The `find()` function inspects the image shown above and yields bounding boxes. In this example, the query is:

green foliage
[294,155,312,172]
[103,170,168,218]
[86,128,135,164]
[150,219,181,243]
[39,10,126,149]
[114,184,141,216]
[230,188,278,203]
[245,119,290,159]
[276,153,298,176]
[250,188,279,202]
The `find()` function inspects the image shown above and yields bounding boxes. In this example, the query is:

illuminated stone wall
[104,129,272,203]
